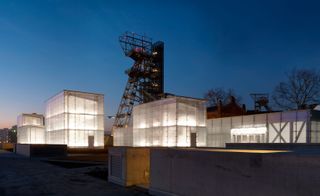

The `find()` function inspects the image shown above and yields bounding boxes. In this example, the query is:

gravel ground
[0,150,148,196]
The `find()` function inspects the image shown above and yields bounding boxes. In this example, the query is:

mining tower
[113,32,164,129]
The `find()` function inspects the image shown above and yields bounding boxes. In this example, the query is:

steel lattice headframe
[113,32,164,128]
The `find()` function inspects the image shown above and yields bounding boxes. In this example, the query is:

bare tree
[204,88,241,107]
[272,68,320,110]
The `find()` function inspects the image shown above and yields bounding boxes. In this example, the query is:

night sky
[1,0,320,128]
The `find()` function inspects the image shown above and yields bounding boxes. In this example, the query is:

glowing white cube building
[17,113,45,144]
[113,126,133,146]
[206,109,320,147]
[114,96,207,147]
[45,90,104,148]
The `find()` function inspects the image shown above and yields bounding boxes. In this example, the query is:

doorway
[190,132,197,147]
[88,136,94,148]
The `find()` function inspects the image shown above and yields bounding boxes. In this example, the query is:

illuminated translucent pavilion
[45,90,104,148]
[17,113,45,144]
[206,109,320,147]
[114,96,207,147]
[114,99,320,147]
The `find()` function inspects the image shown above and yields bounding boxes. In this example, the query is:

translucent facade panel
[206,118,223,147]
[267,111,308,143]
[177,102,197,126]
[66,95,102,115]
[281,123,291,142]
[46,114,65,132]
[196,127,207,147]
[124,97,206,147]
[268,113,281,143]
[17,114,45,144]
[231,116,242,129]
[17,114,43,127]
[46,92,64,118]
[177,126,190,147]
[67,130,103,147]
[66,114,103,130]
[45,90,104,148]
[167,126,177,147]
[152,127,161,146]
[17,126,45,144]
[221,118,232,144]
[114,127,133,146]
[206,119,213,131]
[93,130,104,147]
[46,130,67,144]
[268,113,281,123]
[114,128,124,146]
[17,115,44,127]
[282,111,297,122]
[210,120,221,134]
[267,122,281,142]
[196,102,206,127]
[207,117,235,147]
[296,110,309,121]
[164,103,177,127]
[254,114,267,125]
[311,121,320,143]
[242,115,254,125]
[293,121,307,143]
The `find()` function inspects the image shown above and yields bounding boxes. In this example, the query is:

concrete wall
[0,143,14,151]
[108,147,150,187]
[150,148,320,196]
[16,144,67,157]
[104,135,113,148]
[226,143,320,151]
[15,144,30,156]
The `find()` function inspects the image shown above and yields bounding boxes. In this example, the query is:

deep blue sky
[1,0,320,128]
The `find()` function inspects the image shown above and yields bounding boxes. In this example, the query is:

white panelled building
[114,96,207,147]
[113,127,133,147]
[207,109,320,147]
[17,113,45,144]
[113,95,320,147]
[45,90,104,148]
[16,90,320,148]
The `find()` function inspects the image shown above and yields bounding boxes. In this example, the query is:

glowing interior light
[45,90,104,148]
[153,121,160,127]
[17,114,45,144]
[177,116,196,126]
[163,119,176,126]
[128,97,206,147]
[139,122,147,128]
[231,127,267,135]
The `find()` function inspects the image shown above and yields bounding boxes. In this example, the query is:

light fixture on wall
[231,126,267,135]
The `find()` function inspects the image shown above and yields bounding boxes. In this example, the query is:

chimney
[218,100,222,117]
[242,104,246,114]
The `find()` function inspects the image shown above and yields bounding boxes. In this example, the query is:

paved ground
[0,150,148,196]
